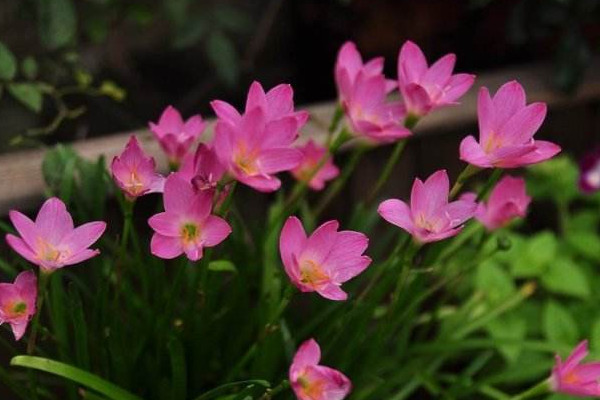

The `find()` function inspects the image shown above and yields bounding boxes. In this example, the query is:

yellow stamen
[300,259,329,288]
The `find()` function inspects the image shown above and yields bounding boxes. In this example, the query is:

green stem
[449,165,481,199]
[508,379,551,400]
[365,140,407,205]
[261,380,290,399]
[476,169,503,201]
[328,105,344,134]
[314,146,367,218]
[26,271,51,355]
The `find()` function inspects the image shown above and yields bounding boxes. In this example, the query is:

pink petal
[201,215,232,247]
[14,271,37,310]
[378,199,414,233]
[505,140,561,167]
[423,53,456,86]
[211,100,242,125]
[398,40,428,84]
[417,227,463,243]
[263,117,299,148]
[5,235,39,266]
[62,249,101,266]
[477,87,495,143]
[459,136,493,168]
[403,83,431,115]
[292,338,321,370]
[35,198,74,244]
[315,365,352,399]
[564,340,589,372]
[330,256,371,283]
[187,191,213,221]
[491,81,527,127]
[265,84,294,118]
[10,320,29,341]
[148,212,181,237]
[325,231,370,271]
[303,220,340,265]
[245,81,268,114]
[157,105,184,133]
[163,173,196,213]
[183,115,206,138]
[444,199,477,227]
[443,73,475,103]
[336,41,362,82]
[316,283,348,301]
[184,245,203,261]
[352,73,387,110]
[490,144,538,168]
[150,234,183,259]
[60,221,106,253]
[8,211,39,249]
[236,174,281,192]
[258,148,303,174]
[280,217,307,277]
[412,170,450,217]
[501,103,546,144]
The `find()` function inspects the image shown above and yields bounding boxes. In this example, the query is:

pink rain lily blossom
[459,81,561,168]
[463,176,531,231]
[378,170,477,243]
[280,217,371,301]
[6,198,107,271]
[290,338,352,400]
[148,173,231,261]
[0,271,37,341]
[579,147,600,194]
[335,41,396,106]
[212,91,304,192]
[149,105,206,166]
[111,135,165,199]
[550,340,600,397]
[397,40,475,117]
[178,143,226,192]
[212,81,309,130]
[291,140,340,191]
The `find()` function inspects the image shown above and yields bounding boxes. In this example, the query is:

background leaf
[7,83,43,113]
[0,41,17,80]
[543,301,579,345]
[206,31,239,87]
[37,0,77,50]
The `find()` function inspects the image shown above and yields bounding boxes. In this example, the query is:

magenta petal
[505,140,561,167]
[317,283,348,301]
[183,115,205,137]
[398,40,428,83]
[280,217,307,277]
[378,199,414,233]
[403,83,431,115]
[5,235,39,266]
[412,170,449,217]
[8,211,39,249]
[151,234,183,259]
[459,136,493,168]
[564,340,590,371]
[163,174,197,213]
[423,53,456,86]
[292,338,321,370]
[211,100,242,125]
[265,84,294,118]
[444,199,477,226]
[501,102,546,143]
[10,320,28,341]
[258,148,303,174]
[331,256,371,283]
[34,198,74,244]
[237,174,281,192]
[491,81,527,126]
[304,220,340,264]
[148,212,181,237]
[184,245,203,261]
[60,221,106,253]
[245,81,268,113]
[477,87,495,142]
[201,215,232,247]
[444,73,475,102]
[62,249,100,266]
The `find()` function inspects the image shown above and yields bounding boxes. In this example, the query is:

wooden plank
[1,59,600,215]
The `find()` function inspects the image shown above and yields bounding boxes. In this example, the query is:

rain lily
[111,135,165,199]
[378,170,477,243]
[466,175,531,231]
[212,84,306,192]
[178,143,226,192]
[397,40,475,117]
[291,140,340,190]
[6,198,107,271]
[550,340,600,397]
[459,81,561,168]
[279,216,371,301]
[149,105,206,166]
[578,147,600,193]
[290,338,351,400]
[148,173,231,261]
[0,271,37,341]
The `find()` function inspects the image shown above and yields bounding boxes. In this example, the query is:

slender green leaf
[0,41,16,80]
[208,260,237,273]
[10,356,142,400]
[7,83,43,113]
[192,380,270,400]
[168,336,187,400]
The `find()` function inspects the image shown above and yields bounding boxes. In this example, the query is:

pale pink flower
[378,170,477,243]
[335,41,396,106]
[280,217,371,301]
[111,135,165,199]
[550,340,600,397]
[397,40,475,117]
[178,143,226,192]
[0,271,37,341]
[211,81,309,130]
[6,198,106,271]
[579,148,600,194]
[290,338,351,400]
[149,105,206,166]
[466,176,531,231]
[291,140,339,191]
[148,173,231,261]
[459,81,561,168]
[212,91,304,192]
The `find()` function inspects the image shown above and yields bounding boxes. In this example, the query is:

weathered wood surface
[1,59,600,215]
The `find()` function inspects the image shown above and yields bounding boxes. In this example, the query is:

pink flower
[378,170,477,243]
[111,135,165,199]
[148,173,231,261]
[149,105,206,165]
[279,217,371,301]
[178,143,226,192]
[468,176,531,231]
[290,338,351,400]
[459,81,561,168]
[0,271,37,341]
[212,83,306,192]
[6,198,107,271]
[291,140,339,191]
[579,148,600,194]
[211,81,309,130]
[335,41,396,106]
[397,40,475,117]
[550,340,600,397]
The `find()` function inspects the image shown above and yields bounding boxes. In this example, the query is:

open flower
[579,147,600,194]
[335,41,396,107]
[0,271,37,341]
[280,217,371,301]
[212,101,303,192]
[468,175,531,231]
[211,81,308,130]
[6,198,107,271]
[291,140,339,190]
[459,81,561,168]
[551,340,600,397]
[378,170,477,243]
[111,135,165,199]
[397,40,475,117]
[149,105,206,166]
[178,143,226,192]
[148,173,231,261]
[290,338,351,400]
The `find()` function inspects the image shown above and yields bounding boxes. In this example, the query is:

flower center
[564,371,582,385]
[37,240,69,263]
[180,223,200,244]
[234,144,260,176]
[299,259,329,288]
[484,132,503,153]
[125,170,145,195]
[298,374,326,400]
[12,302,27,315]
[2,300,27,319]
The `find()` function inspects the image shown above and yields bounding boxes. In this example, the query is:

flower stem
[476,168,503,201]
[449,164,481,199]
[260,380,290,399]
[509,379,551,400]
[26,271,51,355]
[365,140,407,205]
